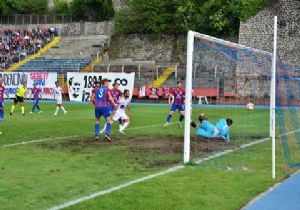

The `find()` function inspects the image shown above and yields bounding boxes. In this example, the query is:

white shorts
[56,98,62,105]
[112,110,128,121]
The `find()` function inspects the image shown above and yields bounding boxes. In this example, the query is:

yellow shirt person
[10,83,27,116]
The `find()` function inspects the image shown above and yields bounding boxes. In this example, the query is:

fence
[0,14,72,25]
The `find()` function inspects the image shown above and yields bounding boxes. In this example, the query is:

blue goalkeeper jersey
[196,120,215,137]
[215,119,230,142]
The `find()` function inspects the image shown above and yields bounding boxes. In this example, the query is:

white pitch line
[2,135,80,148]
[1,122,177,148]
[49,131,299,210]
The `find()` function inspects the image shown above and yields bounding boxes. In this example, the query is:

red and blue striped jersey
[32,87,41,100]
[95,87,110,108]
[171,88,185,105]
[110,88,122,104]
[0,85,5,103]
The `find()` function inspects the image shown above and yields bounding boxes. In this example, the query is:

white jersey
[113,96,131,121]
[117,96,131,113]
[54,86,63,99]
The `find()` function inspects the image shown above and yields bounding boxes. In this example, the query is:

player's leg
[94,108,101,140]
[100,107,113,134]
[54,104,60,115]
[60,103,67,115]
[164,105,176,127]
[0,104,2,135]
[179,108,185,128]
[35,100,42,113]
[120,115,130,133]
[30,100,36,114]
[0,103,4,121]
[10,98,18,115]
[20,100,25,115]
[103,108,112,141]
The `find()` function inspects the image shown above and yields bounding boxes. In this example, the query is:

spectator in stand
[0,27,54,70]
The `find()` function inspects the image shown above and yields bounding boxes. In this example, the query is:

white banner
[0,72,57,99]
[67,73,135,102]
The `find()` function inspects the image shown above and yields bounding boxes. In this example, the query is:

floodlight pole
[184,31,194,163]
[271,16,278,179]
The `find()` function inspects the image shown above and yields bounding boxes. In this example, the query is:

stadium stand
[0,27,56,70]
[16,35,109,72]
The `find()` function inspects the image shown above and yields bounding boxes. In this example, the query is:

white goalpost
[184,16,278,179]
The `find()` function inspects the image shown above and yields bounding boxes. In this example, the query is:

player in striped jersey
[0,78,10,135]
[91,79,116,141]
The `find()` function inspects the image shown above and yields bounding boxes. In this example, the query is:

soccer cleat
[38,111,42,114]
[10,112,12,116]
[22,113,25,116]
[119,129,125,134]
[54,113,57,116]
[163,122,169,128]
[105,135,111,142]
[99,129,105,134]
[64,111,67,115]
[94,136,99,141]
[29,112,33,114]
[0,131,3,135]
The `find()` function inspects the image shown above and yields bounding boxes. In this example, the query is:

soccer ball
[246,102,255,110]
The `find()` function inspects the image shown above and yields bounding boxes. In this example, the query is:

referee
[10,83,27,116]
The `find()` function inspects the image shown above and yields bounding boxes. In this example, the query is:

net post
[271,16,278,179]
[184,31,194,163]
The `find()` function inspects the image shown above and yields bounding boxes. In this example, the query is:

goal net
[184,31,278,174]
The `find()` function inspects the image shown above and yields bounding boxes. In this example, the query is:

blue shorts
[0,102,3,108]
[95,107,110,119]
[33,99,39,105]
[108,105,114,113]
[171,104,184,112]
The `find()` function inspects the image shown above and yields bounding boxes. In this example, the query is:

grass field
[0,102,292,210]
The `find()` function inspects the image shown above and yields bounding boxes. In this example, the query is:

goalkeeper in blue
[191,113,233,142]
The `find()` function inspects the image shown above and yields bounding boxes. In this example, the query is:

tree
[115,0,274,37]
[70,0,114,21]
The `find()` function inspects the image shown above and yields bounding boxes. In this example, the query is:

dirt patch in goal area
[40,135,238,155]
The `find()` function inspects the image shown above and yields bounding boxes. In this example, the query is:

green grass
[0,102,293,210]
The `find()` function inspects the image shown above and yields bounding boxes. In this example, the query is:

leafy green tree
[115,0,274,37]
[54,0,70,14]
[0,0,48,14]
[70,0,114,21]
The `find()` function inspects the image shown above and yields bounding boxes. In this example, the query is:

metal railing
[0,14,72,25]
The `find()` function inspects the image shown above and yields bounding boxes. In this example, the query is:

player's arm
[168,94,174,105]
[39,91,43,100]
[90,91,95,102]
[107,91,116,107]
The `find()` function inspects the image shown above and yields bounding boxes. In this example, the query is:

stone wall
[239,0,300,66]
[0,21,114,36]
[109,34,187,63]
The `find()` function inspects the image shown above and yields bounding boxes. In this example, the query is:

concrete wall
[0,21,114,36]
[239,0,300,66]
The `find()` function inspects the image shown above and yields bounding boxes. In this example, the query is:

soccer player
[10,83,27,116]
[100,82,122,134]
[53,81,67,116]
[0,78,10,135]
[28,83,43,114]
[164,81,185,128]
[191,114,233,142]
[111,89,131,134]
[91,78,116,141]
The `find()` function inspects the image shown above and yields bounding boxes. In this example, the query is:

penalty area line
[48,129,300,210]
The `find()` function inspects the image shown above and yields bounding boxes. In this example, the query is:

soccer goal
[184,17,283,178]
